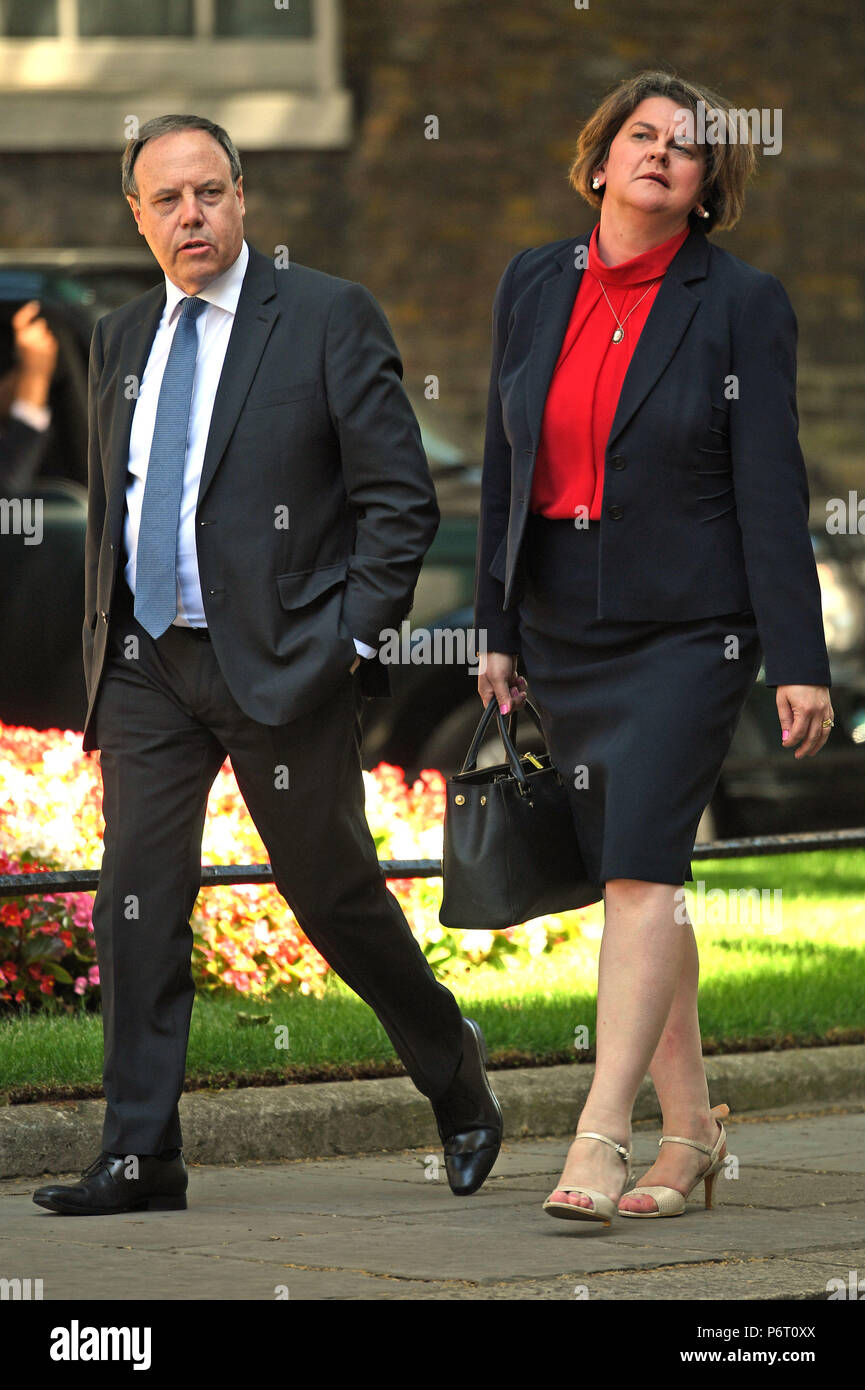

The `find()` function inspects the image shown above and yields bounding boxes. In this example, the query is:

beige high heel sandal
[542,1131,632,1225]
[618,1102,730,1218]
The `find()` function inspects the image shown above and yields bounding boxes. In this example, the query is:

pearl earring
[592,178,602,190]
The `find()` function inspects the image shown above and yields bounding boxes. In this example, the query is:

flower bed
[0,723,583,1010]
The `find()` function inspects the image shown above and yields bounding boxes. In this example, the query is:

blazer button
[610,456,626,470]
[101,611,108,622]
[608,505,624,520]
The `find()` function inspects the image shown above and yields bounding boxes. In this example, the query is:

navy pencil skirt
[516,514,763,886]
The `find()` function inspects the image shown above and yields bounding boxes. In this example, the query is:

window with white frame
[0,0,351,149]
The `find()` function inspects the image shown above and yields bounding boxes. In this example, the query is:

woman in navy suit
[475,71,834,1224]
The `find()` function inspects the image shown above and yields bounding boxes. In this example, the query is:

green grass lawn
[2,851,863,1102]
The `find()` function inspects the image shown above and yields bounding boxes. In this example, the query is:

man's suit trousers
[91,578,463,1154]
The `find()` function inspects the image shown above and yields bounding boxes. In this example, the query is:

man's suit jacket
[475,227,831,689]
[82,243,439,752]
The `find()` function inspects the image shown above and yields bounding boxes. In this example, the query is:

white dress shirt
[123,238,375,656]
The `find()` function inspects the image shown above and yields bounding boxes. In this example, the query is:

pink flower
[71,899,93,928]
[74,976,87,995]
[88,965,100,985]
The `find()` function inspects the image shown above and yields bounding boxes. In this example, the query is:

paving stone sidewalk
[2,1102,864,1302]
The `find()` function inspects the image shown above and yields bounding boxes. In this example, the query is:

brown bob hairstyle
[569,70,757,234]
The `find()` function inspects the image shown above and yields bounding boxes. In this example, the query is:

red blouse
[529,221,690,519]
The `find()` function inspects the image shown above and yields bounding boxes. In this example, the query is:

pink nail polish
[782,730,789,742]
[501,703,510,714]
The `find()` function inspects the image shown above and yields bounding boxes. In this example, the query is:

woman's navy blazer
[475,227,832,689]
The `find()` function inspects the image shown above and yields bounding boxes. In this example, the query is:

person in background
[0,300,59,493]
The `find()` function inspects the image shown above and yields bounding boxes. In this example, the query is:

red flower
[1,904,29,927]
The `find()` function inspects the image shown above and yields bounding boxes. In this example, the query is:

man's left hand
[776,684,834,758]
[350,655,361,674]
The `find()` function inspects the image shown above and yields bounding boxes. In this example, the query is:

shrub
[0,724,585,1010]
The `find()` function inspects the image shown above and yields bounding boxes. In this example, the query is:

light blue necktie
[134,295,207,638]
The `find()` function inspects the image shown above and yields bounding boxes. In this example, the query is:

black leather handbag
[439,698,603,931]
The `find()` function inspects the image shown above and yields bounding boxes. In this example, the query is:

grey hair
[121,114,243,199]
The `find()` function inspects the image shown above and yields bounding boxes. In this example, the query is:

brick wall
[2,0,862,485]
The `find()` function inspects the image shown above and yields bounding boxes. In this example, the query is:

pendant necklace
[594,276,660,344]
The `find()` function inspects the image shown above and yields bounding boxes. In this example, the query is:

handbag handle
[460,697,547,793]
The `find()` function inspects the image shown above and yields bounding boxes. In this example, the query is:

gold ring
[821,719,834,728]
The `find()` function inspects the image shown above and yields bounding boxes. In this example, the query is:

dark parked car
[2,251,864,841]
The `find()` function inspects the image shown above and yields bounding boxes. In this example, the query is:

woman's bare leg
[549,879,688,1208]
[617,908,725,1213]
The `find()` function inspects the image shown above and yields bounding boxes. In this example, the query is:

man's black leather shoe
[32,1151,188,1215]
[432,1017,503,1196]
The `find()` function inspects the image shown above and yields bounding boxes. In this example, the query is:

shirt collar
[587,222,690,287]
[163,238,249,321]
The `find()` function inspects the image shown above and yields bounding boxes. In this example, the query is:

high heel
[542,1131,632,1225]
[618,1102,730,1218]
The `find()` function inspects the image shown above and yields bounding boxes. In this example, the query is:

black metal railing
[2,827,864,899]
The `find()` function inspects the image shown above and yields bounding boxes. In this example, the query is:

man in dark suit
[33,115,501,1216]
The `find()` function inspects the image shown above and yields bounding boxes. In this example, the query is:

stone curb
[1,1043,863,1179]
